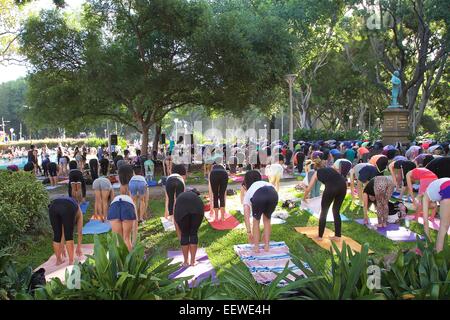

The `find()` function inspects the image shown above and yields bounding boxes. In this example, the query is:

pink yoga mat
[35,244,94,282]
[405,216,450,235]
[205,211,240,230]
[230,175,268,183]
[167,248,216,287]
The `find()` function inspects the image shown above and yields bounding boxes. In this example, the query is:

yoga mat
[355,218,423,242]
[392,192,413,203]
[36,244,94,282]
[160,217,176,232]
[234,241,306,285]
[58,179,69,185]
[295,227,373,254]
[167,248,216,287]
[205,211,240,230]
[45,185,61,190]
[294,172,306,177]
[236,215,287,229]
[82,219,111,235]
[230,174,268,183]
[405,216,450,235]
[112,182,120,189]
[299,196,349,222]
[147,180,158,187]
[80,201,89,214]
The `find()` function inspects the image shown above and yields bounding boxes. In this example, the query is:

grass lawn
[13,180,447,299]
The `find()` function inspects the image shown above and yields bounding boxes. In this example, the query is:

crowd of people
[3,136,449,267]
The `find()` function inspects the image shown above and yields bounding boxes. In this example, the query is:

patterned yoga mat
[234,241,306,285]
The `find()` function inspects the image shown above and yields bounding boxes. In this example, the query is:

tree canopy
[20,0,297,154]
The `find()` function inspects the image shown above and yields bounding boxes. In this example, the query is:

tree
[346,0,449,133]
[20,0,296,155]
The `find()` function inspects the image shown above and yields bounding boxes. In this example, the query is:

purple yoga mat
[167,248,216,287]
[355,218,423,242]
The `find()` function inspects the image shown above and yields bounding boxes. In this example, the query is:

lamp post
[19,123,22,140]
[285,74,296,150]
[349,115,353,130]
[9,128,14,142]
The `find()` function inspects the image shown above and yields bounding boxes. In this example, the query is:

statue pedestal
[382,107,410,145]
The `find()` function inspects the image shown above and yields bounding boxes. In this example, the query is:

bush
[0,136,129,151]
[286,128,382,143]
[379,237,450,300]
[34,234,201,300]
[0,171,49,245]
[0,247,35,300]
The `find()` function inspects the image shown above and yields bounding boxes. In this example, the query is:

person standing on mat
[333,158,352,178]
[303,166,347,241]
[369,154,389,176]
[165,164,186,237]
[174,190,204,266]
[118,164,134,195]
[241,170,278,253]
[92,174,114,222]
[89,158,99,181]
[68,160,86,203]
[405,167,438,216]
[48,161,59,186]
[425,157,450,179]
[362,176,395,227]
[422,178,450,252]
[350,163,377,203]
[266,154,284,192]
[129,174,149,224]
[293,148,305,175]
[388,159,417,199]
[208,164,228,222]
[48,196,83,265]
[108,194,137,251]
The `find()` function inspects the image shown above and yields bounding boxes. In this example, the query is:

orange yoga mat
[205,211,240,230]
[295,227,373,254]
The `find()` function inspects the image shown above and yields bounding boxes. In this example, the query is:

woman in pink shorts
[406,168,438,214]
[422,178,450,252]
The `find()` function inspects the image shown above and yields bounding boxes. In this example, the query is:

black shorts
[48,162,58,177]
[250,186,278,220]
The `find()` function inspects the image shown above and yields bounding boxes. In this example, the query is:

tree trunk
[141,124,150,157]
[152,123,162,156]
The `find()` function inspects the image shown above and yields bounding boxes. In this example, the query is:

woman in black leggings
[303,167,347,240]
[294,150,305,175]
[99,158,110,176]
[208,164,228,222]
[48,196,83,265]
[426,156,450,178]
[118,164,134,195]
[174,191,204,266]
[89,158,99,181]
[241,170,279,253]
[164,164,186,232]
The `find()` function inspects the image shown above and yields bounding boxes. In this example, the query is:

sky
[0,0,85,84]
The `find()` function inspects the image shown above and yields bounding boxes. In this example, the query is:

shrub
[34,234,195,300]
[0,136,129,151]
[0,171,49,245]
[285,128,382,143]
[379,237,450,300]
[0,247,35,300]
[290,242,384,300]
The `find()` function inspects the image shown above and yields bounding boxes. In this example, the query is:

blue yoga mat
[147,180,158,187]
[80,201,89,214]
[82,220,111,235]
